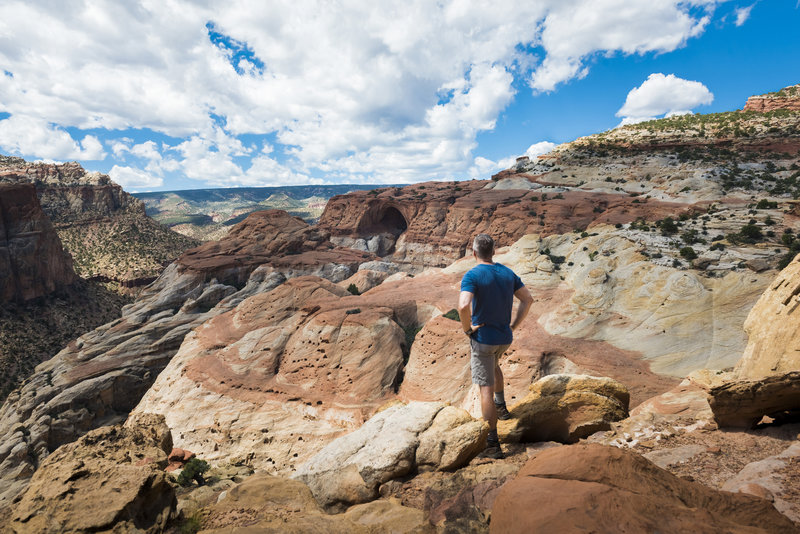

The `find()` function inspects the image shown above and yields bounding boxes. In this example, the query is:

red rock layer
[0,183,76,302]
[177,209,374,284]
[319,182,701,266]
[743,85,800,113]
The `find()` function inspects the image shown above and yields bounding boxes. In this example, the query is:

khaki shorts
[470,339,510,387]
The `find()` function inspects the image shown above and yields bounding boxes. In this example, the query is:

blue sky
[0,1,798,192]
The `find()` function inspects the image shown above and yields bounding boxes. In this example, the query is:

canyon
[1,86,799,532]
[0,155,198,293]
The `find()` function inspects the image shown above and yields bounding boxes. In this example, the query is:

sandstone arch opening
[358,206,408,237]
[354,206,409,256]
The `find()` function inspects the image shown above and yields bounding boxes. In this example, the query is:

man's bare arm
[510,286,533,331]
[458,290,481,333]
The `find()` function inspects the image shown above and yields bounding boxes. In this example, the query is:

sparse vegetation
[346,283,360,295]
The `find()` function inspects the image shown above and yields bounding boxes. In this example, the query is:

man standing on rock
[458,234,533,459]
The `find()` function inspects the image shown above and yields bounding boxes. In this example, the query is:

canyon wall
[0,183,76,302]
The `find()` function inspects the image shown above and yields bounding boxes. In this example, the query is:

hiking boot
[482,438,505,459]
[495,401,511,420]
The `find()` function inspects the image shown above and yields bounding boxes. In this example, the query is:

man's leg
[492,347,512,420]
[480,384,498,431]
[471,340,504,458]
[494,363,504,396]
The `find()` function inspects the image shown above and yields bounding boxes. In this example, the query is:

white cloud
[0,115,106,160]
[108,165,163,190]
[529,0,715,92]
[616,73,714,125]
[0,1,723,186]
[525,141,557,159]
[735,4,755,26]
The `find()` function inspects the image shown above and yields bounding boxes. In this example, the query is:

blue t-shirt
[460,263,524,345]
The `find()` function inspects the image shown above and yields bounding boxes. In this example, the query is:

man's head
[473,234,494,261]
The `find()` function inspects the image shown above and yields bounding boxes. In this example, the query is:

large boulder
[499,374,629,443]
[292,401,486,511]
[704,370,800,428]
[491,443,800,534]
[7,413,176,533]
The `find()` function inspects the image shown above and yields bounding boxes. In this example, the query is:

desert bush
[178,458,209,487]
[442,309,460,321]
[346,283,360,295]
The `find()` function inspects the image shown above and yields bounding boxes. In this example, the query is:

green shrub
[346,283,360,295]
[739,224,763,240]
[345,308,361,315]
[402,324,423,363]
[442,309,460,321]
[679,247,698,260]
[660,217,678,235]
[756,199,778,209]
[178,458,209,487]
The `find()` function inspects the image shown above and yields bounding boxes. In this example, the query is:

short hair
[473,234,494,260]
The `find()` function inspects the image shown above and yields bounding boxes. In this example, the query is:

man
[458,234,533,459]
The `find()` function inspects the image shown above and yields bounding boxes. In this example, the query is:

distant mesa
[743,84,800,113]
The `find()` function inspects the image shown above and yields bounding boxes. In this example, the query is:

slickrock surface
[320,181,705,269]
[491,443,800,534]
[7,413,176,534]
[499,230,773,377]
[134,275,408,473]
[499,374,629,444]
[0,183,76,302]
[0,155,198,291]
[177,208,374,284]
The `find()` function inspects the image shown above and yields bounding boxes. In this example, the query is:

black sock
[494,391,505,405]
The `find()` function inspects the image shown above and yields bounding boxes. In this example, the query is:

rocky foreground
[0,88,799,532]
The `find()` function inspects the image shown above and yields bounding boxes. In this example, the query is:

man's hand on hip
[465,323,484,336]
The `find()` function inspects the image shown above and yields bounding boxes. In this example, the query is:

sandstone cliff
[0,155,198,291]
[0,182,76,302]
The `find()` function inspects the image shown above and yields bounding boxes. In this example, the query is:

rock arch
[357,205,409,237]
